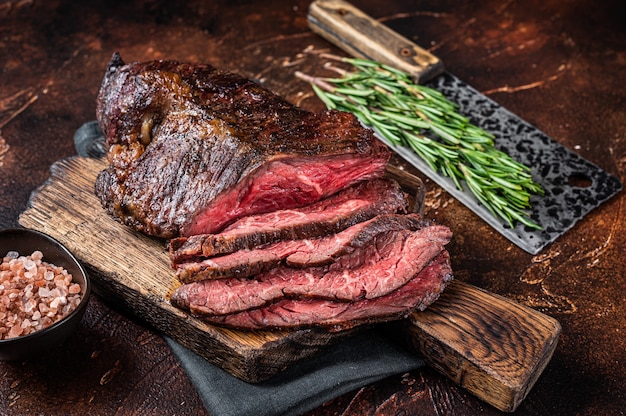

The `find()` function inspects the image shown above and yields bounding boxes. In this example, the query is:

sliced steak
[175,213,425,283]
[170,222,452,315]
[95,54,390,238]
[283,213,422,268]
[169,178,407,265]
[193,250,453,331]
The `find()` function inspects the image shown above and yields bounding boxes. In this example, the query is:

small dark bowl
[0,228,91,361]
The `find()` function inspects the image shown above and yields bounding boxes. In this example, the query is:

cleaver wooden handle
[308,0,444,83]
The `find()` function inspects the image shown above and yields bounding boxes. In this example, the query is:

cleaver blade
[307,0,622,255]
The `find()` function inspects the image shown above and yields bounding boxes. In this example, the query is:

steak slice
[170,222,452,315]
[174,213,425,283]
[95,54,390,238]
[169,178,407,265]
[192,250,453,331]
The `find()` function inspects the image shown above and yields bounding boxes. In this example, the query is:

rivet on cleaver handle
[308,0,444,83]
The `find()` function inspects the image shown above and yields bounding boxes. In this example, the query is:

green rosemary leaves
[296,56,543,229]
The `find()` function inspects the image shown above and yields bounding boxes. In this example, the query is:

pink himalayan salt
[0,250,83,340]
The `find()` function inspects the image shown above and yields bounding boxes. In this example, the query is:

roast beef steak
[174,213,426,282]
[179,250,453,331]
[169,178,407,266]
[95,53,390,238]
[170,219,451,316]
[94,55,454,333]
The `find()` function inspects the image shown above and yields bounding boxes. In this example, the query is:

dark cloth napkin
[74,122,424,416]
[165,330,423,416]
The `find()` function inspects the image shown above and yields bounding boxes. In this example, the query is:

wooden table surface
[1,1,624,415]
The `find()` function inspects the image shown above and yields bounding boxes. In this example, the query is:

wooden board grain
[18,156,561,411]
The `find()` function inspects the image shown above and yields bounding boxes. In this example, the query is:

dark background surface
[1,1,624,415]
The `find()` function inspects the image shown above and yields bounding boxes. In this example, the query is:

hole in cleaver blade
[376,73,622,255]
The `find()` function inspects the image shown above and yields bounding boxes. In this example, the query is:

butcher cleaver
[307,0,622,255]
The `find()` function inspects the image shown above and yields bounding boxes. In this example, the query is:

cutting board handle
[396,280,561,412]
[308,0,444,83]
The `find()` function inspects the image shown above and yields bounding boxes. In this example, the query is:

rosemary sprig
[296,55,544,229]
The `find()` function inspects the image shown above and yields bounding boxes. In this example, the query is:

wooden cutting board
[18,156,560,412]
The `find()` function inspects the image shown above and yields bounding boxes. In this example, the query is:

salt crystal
[9,261,22,273]
[23,259,36,272]
[8,324,22,338]
[24,302,32,313]
[5,251,19,259]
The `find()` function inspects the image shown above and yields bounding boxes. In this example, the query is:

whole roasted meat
[94,54,454,332]
[95,53,390,239]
